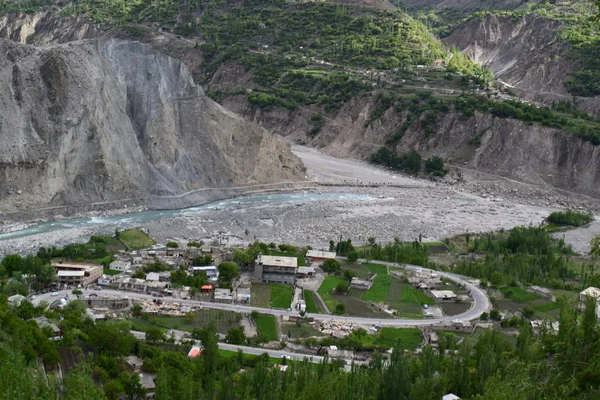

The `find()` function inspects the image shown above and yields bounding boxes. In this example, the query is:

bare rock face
[0,39,304,212]
[443,13,600,117]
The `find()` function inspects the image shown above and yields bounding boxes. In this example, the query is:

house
[8,294,26,307]
[305,250,336,264]
[190,266,219,282]
[109,260,131,272]
[98,274,115,286]
[146,272,161,282]
[188,346,202,358]
[33,317,61,340]
[236,287,251,303]
[254,254,297,284]
[350,277,373,290]
[430,290,457,302]
[52,263,103,287]
[530,320,559,335]
[443,394,461,400]
[297,266,315,278]
[139,372,156,398]
[125,355,144,373]
[528,285,553,300]
[579,287,600,318]
[214,288,234,303]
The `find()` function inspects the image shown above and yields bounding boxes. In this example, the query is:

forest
[1,292,599,399]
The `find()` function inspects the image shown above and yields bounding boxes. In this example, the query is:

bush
[424,156,447,177]
[547,210,594,226]
[322,259,341,274]
[336,282,349,294]
[334,304,346,315]
[166,242,179,248]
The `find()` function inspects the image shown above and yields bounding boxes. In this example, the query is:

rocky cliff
[0,39,304,213]
[218,88,600,198]
[443,13,600,117]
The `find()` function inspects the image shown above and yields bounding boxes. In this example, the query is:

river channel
[0,192,375,241]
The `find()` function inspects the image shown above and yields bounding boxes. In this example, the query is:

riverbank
[1,145,599,256]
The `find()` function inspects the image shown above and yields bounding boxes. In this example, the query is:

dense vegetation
[2,293,600,399]
[454,226,578,288]
[547,210,594,226]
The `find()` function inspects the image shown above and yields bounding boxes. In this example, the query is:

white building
[579,287,600,318]
[430,290,457,302]
[109,260,131,272]
[305,250,336,263]
[443,394,461,400]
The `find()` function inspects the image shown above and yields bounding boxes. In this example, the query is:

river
[0,192,374,241]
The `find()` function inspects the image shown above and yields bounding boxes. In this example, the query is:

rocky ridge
[0,39,305,214]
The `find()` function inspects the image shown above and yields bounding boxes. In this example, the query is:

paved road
[32,260,490,327]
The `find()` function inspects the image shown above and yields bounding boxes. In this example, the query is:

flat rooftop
[257,255,297,268]
[52,263,102,271]
[57,270,85,277]
[305,250,336,259]
[430,290,457,298]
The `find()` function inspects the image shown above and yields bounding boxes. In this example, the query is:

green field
[362,263,388,275]
[499,286,541,303]
[282,323,323,339]
[254,314,278,341]
[129,309,241,334]
[102,267,122,276]
[317,276,348,311]
[270,284,293,309]
[266,250,307,266]
[374,328,422,350]
[303,290,320,313]
[363,275,392,303]
[251,283,272,308]
[386,279,429,318]
[119,228,155,250]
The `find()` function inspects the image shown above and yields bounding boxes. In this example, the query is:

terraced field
[332,294,393,318]
[439,302,472,316]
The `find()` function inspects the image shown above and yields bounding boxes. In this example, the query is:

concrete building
[8,294,26,307]
[430,290,457,302]
[190,266,219,282]
[297,266,315,277]
[52,263,103,287]
[254,254,298,284]
[98,274,116,286]
[33,317,62,340]
[579,286,600,318]
[214,288,234,303]
[305,250,336,263]
[443,394,461,400]
[109,260,131,272]
[528,285,553,300]
[350,277,373,290]
[125,355,144,373]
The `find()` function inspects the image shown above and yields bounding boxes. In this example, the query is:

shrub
[322,259,342,274]
[547,210,593,226]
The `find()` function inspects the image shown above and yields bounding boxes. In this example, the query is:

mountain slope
[0,39,304,213]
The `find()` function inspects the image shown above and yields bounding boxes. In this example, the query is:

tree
[347,250,359,263]
[146,327,165,343]
[334,303,346,315]
[225,327,246,344]
[343,269,355,280]
[368,237,376,246]
[321,259,341,274]
[480,312,489,321]
[131,303,143,318]
[217,262,239,283]
[489,309,500,321]
[329,240,335,252]
[336,282,349,294]
[590,235,600,260]
[166,241,179,248]
[119,372,146,400]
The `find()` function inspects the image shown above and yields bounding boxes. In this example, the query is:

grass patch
[270,284,293,309]
[129,309,241,334]
[251,283,271,308]
[402,284,432,304]
[386,279,430,318]
[363,275,392,303]
[103,267,122,276]
[374,328,422,350]
[282,323,323,339]
[265,250,307,266]
[362,263,388,275]
[332,294,393,318]
[253,314,278,341]
[547,210,593,227]
[317,276,347,311]
[217,349,281,364]
[303,290,319,313]
[532,301,561,313]
[499,286,541,303]
[119,229,155,250]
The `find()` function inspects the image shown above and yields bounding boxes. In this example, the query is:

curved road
[32,261,490,327]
